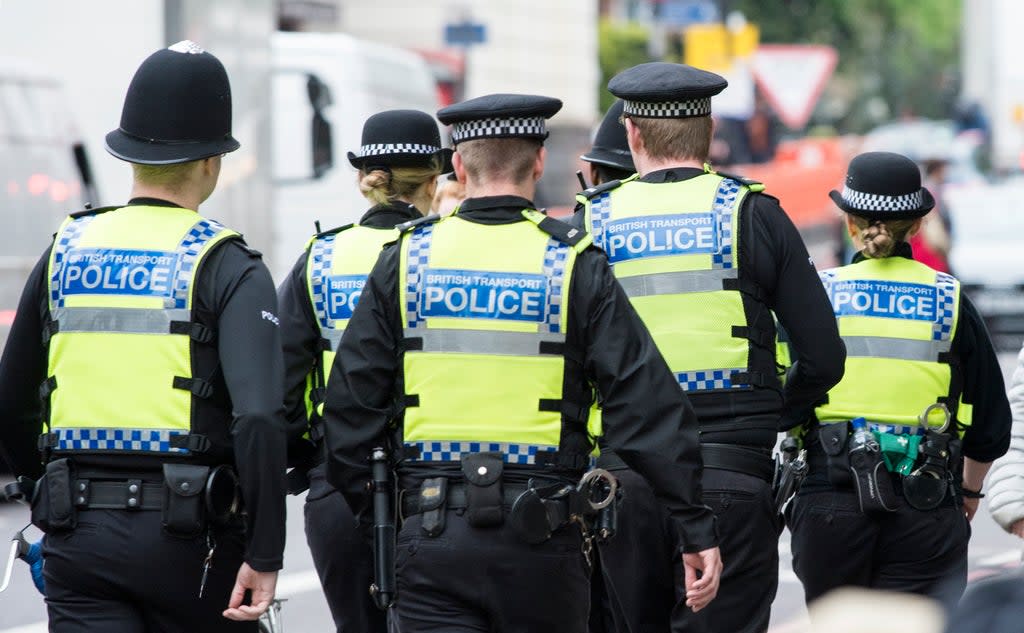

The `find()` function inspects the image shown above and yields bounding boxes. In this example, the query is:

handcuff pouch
[819,423,852,487]
[32,458,77,532]
[162,464,209,537]
[461,453,504,527]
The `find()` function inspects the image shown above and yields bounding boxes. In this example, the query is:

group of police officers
[0,39,1010,633]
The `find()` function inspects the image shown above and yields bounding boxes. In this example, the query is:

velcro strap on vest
[316,337,332,353]
[401,337,424,352]
[534,451,591,470]
[168,434,212,453]
[38,433,58,451]
[403,394,420,408]
[169,321,216,344]
[937,351,959,366]
[730,371,772,388]
[39,376,58,399]
[308,418,326,443]
[731,325,773,348]
[41,320,60,346]
[538,398,588,423]
[538,340,566,355]
[722,277,764,301]
[172,376,214,399]
[309,386,327,406]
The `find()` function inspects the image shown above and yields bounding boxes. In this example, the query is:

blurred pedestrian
[986,340,1024,537]
[0,41,286,631]
[277,109,449,633]
[576,61,845,633]
[789,151,1011,608]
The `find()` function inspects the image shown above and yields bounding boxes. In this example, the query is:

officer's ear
[452,151,468,185]
[533,146,546,182]
[624,117,644,156]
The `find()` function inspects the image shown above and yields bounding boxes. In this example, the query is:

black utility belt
[25,459,241,538]
[597,444,774,482]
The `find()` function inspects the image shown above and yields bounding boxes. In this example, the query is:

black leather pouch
[419,477,448,537]
[819,423,852,487]
[162,464,210,537]
[462,452,504,527]
[32,458,76,533]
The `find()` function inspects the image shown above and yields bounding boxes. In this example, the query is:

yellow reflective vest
[815,256,971,435]
[580,170,776,393]
[397,211,592,467]
[303,224,399,423]
[42,205,239,456]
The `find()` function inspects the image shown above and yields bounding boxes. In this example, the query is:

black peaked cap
[581,100,635,173]
[829,151,935,220]
[347,109,452,173]
[437,94,562,144]
[105,41,240,165]
[609,62,727,118]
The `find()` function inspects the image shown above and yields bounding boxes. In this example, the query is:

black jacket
[0,198,287,571]
[323,195,719,553]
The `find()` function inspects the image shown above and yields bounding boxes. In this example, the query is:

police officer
[577,62,846,633]
[277,109,450,633]
[0,42,286,631]
[322,93,722,633]
[788,152,1011,606]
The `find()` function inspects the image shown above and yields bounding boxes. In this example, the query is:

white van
[270,31,441,281]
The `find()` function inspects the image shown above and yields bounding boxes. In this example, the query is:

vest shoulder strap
[579,173,643,200]
[397,214,441,234]
[69,205,119,219]
[713,170,766,193]
[314,222,355,239]
[521,210,592,251]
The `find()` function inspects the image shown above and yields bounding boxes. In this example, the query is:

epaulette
[521,210,592,250]
[397,213,441,233]
[236,242,264,259]
[69,205,119,219]
[715,170,766,193]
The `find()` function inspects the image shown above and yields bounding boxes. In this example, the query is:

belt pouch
[819,423,852,487]
[461,452,504,527]
[162,464,210,537]
[32,458,76,532]
[418,477,448,537]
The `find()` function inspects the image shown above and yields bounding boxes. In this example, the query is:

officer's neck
[129,183,202,212]
[463,180,535,201]
[634,154,704,177]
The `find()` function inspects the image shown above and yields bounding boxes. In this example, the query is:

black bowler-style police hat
[347,109,453,173]
[437,94,562,145]
[580,100,635,173]
[105,41,240,165]
[830,152,935,221]
[608,62,728,119]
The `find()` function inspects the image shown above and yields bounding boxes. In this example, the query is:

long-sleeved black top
[323,195,719,552]
[277,202,422,462]
[573,167,846,448]
[0,198,287,571]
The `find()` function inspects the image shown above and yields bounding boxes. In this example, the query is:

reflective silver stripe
[842,335,951,362]
[321,327,344,352]
[52,307,191,334]
[404,328,565,355]
[617,268,736,298]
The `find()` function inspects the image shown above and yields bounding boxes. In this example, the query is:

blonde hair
[456,138,541,185]
[358,159,442,206]
[628,115,713,162]
[851,216,919,258]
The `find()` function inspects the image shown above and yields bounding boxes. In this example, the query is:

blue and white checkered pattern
[404,441,559,465]
[541,238,569,334]
[309,234,337,328]
[50,216,97,308]
[405,224,435,328]
[933,272,957,341]
[676,368,745,392]
[867,422,927,437]
[53,427,191,454]
[711,179,741,269]
[171,219,226,309]
[588,192,612,251]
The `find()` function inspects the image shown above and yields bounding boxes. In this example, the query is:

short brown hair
[131,161,200,188]
[628,115,712,162]
[456,138,542,185]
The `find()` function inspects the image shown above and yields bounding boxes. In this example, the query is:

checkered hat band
[451,116,547,142]
[841,186,923,212]
[358,143,441,157]
[623,98,711,118]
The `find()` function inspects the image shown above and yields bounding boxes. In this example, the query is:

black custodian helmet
[105,41,240,165]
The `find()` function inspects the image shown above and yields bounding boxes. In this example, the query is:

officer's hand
[1012,518,1024,538]
[25,540,45,596]
[963,498,980,522]
[682,546,722,613]
[223,563,278,621]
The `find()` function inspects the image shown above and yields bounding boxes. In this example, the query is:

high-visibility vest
[815,256,971,435]
[397,211,592,467]
[581,171,777,393]
[303,224,398,423]
[42,205,239,456]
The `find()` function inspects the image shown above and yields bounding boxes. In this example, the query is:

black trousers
[304,463,387,633]
[599,468,781,633]
[788,489,970,606]
[395,510,590,632]
[43,508,255,633]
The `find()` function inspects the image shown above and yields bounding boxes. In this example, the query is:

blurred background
[2,2,1024,631]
